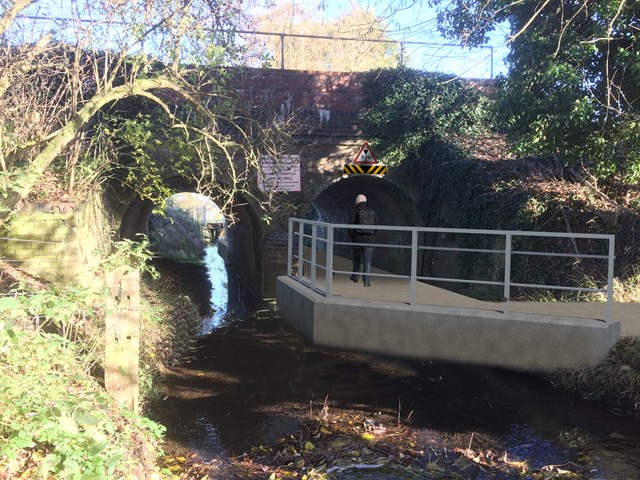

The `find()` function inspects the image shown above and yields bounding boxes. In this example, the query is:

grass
[551,336,640,412]
[549,267,640,413]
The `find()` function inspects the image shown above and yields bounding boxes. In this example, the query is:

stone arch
[117,179,265,297]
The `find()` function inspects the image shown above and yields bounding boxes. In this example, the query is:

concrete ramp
[276,275,621,372]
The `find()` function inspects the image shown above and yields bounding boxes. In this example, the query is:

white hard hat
[355,194,367,205]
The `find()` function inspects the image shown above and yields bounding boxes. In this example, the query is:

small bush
[0,323,165,479]
[551,336,640,412]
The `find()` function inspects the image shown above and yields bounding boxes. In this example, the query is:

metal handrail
[287,218,616,322]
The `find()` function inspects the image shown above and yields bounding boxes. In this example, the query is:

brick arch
[305,175,421,276]
[117,181,265,297]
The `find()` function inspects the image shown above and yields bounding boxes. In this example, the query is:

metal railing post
[607,236,615,323]
[287,218,293,276]
[325,225,334,298]
[490,45,494,79]
[311,223,317,289]
[297,221,304,281]
[410,229,418,305]
[280,33,285,69]
[503,233,512,314]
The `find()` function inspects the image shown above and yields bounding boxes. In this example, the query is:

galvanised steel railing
[287,218,616,322]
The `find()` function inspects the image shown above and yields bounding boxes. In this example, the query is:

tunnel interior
[305,175,422,275]
[118,186,264,296]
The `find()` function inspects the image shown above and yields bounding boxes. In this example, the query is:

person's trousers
[352,246,373,285]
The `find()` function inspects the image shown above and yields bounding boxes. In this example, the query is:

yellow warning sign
[343,163,387,175]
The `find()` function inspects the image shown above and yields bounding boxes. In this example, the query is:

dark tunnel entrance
[305,175,422,277]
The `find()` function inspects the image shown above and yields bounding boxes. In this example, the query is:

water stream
[155,245,640,479]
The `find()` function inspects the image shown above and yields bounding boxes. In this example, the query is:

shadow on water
[155,245,640,479]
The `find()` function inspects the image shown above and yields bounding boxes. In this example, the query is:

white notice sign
[258,155,301,192]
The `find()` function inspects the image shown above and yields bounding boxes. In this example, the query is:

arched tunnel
[116,175,421,300]
[304,175,422,277]
[117,185,264,296]
[306,175,419,226]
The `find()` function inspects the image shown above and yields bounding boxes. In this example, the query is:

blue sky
[13,0,510,79]
[263,0,510,78]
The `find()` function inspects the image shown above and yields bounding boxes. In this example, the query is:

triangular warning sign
[353,141,378,164]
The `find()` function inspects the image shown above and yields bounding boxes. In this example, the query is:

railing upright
[503,232,512,314]
[310,223,317,289]
[287,218,293,276]
[410,230,418,305]
[325,225,334,298]
[285,220,616,323]
[607,236,615,323]
[297,220,304,281]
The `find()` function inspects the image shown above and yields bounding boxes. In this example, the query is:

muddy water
[155,246,640,479]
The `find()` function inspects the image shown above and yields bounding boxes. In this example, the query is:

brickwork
[233,68,365,139]
[262,230,291,298]
[0,197,110,285]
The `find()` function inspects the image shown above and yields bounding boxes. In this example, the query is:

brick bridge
[5,68,485,298]
[119,67,428,298]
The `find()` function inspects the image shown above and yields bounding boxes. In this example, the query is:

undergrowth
[551,336,640,412]
[0,235,203,478]
[139,272,202,409]
[0,322,166,479]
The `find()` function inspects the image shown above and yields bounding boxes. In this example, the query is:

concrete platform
[276,270,634,372]
[292,248,640,337]
[322,270,640,337]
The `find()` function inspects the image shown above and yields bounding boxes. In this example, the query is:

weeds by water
[0,321,165,479]
[551,336,640,412]
[0,259,203,479]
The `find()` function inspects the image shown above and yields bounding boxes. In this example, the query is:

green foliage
[359,68,492,168]
[431,0,640,183]
[94,111,183,209]
[149,207,207,262]
[0,323,165,479]
[100,235,159,279]
[0,284,98,346]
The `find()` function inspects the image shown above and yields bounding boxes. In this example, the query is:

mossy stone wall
[0,196,110,285]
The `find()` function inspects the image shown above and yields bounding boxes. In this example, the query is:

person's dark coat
[349,202,376,244]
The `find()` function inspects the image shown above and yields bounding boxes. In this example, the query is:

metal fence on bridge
[287,218,615,323]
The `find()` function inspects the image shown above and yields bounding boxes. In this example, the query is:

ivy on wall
[357,68,639,299]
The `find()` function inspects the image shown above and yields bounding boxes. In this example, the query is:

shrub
[0,322,165,479]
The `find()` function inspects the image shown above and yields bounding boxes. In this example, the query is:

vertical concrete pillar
[104,266,140,413]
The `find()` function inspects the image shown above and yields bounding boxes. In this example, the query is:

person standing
[348,194,376,287]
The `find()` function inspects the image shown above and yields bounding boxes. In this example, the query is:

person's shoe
[364,282,371,287]
[349,275,358,283]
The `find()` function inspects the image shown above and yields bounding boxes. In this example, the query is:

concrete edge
[276,276,621,373]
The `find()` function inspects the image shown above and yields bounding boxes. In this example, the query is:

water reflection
[201,244,228,333]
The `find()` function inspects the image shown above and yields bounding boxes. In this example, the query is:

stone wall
[0,195,111,285]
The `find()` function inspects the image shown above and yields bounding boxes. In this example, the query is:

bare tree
[251,1,400,71]
[0,0,290,221]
